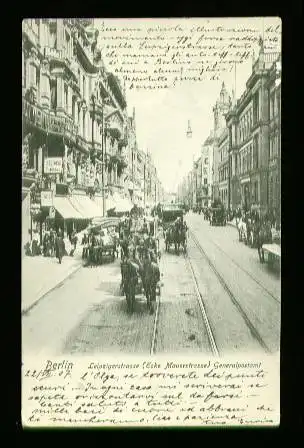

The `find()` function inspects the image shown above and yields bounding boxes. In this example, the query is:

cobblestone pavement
[22,216,280,356]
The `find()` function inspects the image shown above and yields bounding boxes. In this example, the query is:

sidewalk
[22,243,84,314]
[227,218,237,228]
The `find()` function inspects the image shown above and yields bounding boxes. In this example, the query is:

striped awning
[53,196,83,220]
[70,195,102,219]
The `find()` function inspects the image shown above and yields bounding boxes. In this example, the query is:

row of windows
[269,91,280,120]
[219,166,229,182]
[268,175,279,206]
[220,189,228,202]
[269,133,280,160]
[238,108,253,144]
[219,145,228,162]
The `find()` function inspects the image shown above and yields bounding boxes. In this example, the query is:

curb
[22,262,83,316]
[227,222,237,228]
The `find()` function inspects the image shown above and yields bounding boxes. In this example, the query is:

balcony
[23,98,78,143]
[118,135,128,149]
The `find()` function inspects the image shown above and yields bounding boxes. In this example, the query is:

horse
[237,217,247,242]
[141,252,160,315]
[256,222,273,263]
[165,226,178,253]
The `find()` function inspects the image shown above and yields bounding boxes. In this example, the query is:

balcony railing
[23,99,78,143]
[44,47,62,60]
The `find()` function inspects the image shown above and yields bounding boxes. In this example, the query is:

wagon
[261,243,281,268]
[161,204,184,234]
[210,207,226,226]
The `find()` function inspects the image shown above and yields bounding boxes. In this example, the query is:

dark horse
[165,226,182,254]
[121,249,160,315]
[256,221,272,263]
[141,251,160,315]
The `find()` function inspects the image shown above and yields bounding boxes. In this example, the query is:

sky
[95,17,281,193]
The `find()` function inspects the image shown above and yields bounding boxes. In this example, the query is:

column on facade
[67,84,73,116]
[40,60,51,108]
[56,73,65,113]
[56,19,64,51]
[28,48,38,91]
[39,20,47,48]
[78,106,83,138]
[86,110,90,142]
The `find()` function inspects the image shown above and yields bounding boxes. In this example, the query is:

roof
[203,130,214,146]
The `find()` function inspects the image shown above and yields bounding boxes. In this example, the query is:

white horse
[237,217,247,242]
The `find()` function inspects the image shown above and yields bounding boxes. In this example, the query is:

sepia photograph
[21,17,281,427]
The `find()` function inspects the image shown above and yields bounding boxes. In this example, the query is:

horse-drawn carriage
[83,217,120,266]
[120,246,161,314]
[164,223,187,254]
[210,207,226,226]
[161,204,184,234]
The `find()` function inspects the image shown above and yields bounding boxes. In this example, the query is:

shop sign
[49,206,56,219]
[41,190,53,207]
[44,157,63,174]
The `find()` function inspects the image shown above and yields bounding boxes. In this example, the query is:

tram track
[197,229,280,304]
[189,230,272,354]
[150,237,219,356]
[184,251,220,357]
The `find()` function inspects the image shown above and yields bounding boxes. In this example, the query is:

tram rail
[189,230,272,354]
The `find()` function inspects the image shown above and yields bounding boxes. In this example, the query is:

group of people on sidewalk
[25,228,79,264]
[235,208,281,264]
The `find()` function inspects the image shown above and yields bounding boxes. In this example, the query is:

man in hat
[55,230,65,264]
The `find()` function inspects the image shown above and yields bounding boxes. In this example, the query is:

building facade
[218,128,229,208]
[212,82,232,201]
[22,18,163,246]
[226,43,281,216]
[201,132,214,207]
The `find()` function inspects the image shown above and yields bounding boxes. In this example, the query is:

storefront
[69,192,102,220]
[22,188,31,256]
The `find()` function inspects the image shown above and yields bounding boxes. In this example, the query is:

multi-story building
[22,18,136,247]
[212,82,232,201]
[218,129,229,208]
[201,132,214,207]
[266,56,281,220]
[226,43,281,215]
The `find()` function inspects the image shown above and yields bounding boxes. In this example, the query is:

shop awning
[53,196,83,220]
[93,195,104,215]
[106,195,117,211]
[70,195,102,219]
[114,194,133,213]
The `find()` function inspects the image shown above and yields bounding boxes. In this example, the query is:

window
[64,84,68,110]
[204,157,208,165]
[50,79,57,110]
[204,178,207,185]
[253,135,259,169]
[253,91,259,124]
[72,97,76,120]
[83,76,86,98]
[83,111,86,139]
[49,23,57,49]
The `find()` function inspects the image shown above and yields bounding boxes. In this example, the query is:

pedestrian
[55,230,65,264]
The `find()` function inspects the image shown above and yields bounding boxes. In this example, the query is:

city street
[22,213,280,357]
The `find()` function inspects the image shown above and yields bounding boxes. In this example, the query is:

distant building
[212,82,232,202]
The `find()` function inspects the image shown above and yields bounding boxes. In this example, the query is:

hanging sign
[41,190,53,207]
[44,157,63,174]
